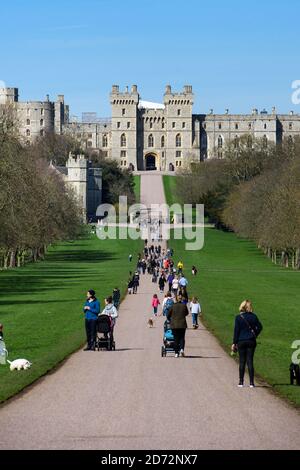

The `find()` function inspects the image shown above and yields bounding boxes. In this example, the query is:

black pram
[96,315,116,351]
[161,319,175,357]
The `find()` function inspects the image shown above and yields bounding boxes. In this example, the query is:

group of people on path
[83,240,263,387]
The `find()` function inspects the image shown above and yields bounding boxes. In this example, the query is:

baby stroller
[96,315,116,351]
[161,320,175,357]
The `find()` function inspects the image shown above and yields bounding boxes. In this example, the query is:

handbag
[240,314,257,339]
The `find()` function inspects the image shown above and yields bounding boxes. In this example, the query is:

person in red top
[152,294,161,316]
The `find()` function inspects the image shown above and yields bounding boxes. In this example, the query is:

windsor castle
[1,84,300,172]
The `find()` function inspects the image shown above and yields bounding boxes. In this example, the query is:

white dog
[7,359,32,371]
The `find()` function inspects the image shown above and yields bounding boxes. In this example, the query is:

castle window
[176,134,182,147]
[117,122,121,128]
[26,129,30,137]
[172,122,176,129]
[182,122,186,128]
[148,134,154,147]
[289,122,293,130]
[176,150,182,158]
[218,135,223,148]
[40,119,44,127]
[249,123,252,129]
[120,133,127,147]
[121,150,127,158]
[288,135,293,144]
[122,109,126,115]
[162,120,165,129]
[177,109,181,116]
[218,123,222,130]
[264,123,267,129]
[27,119,30,126]
[127,122,131,129]
[150,120,153,129]
[41,109,44,116]
[161,136,165,147]
[217,151,223,159]
[102,134,108,147]
[235,123,238,130]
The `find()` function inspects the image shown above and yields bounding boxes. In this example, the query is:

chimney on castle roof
[125,86,129,93]
[112,85,119,93]
[131,85,138,93]
[184,85,192,93]
[165,84,172,94]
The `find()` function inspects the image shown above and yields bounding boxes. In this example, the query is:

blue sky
[1,0,300,117]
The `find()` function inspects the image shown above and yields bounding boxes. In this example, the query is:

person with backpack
[232,300,263,388]
[151,294,161,316]
[167,294,189,358]
[163,292,174,317]
[190,297,201,328]
[83,290,100,351]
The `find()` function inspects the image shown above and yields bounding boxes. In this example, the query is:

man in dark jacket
[167,295,189,357]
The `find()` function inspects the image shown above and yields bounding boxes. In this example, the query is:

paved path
[0,174,300,450]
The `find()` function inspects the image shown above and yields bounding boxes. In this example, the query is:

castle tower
[110,85,139,170]
[164,85,194,169]
[0,87,18,105]
[66,154,88,218]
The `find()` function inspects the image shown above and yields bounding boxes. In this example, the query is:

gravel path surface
[0,174,299,450]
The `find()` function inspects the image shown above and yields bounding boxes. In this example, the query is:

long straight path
[0,173,300,450]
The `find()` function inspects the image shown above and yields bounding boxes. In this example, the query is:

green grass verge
[133,175,141,202]
[170,229,300,407]
[163,175,177,206]
[0,234,142,403]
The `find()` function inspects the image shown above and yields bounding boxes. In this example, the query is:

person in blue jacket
[232,300,263,388]
[83,289,100,351]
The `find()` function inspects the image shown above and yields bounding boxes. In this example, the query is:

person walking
[83,290,100,351]
[167,294,189,357]
[162,292,174,317]
[167,272,174,292]
[177,260,184,274]
[179,274,188,289]
[171,275,179,297]
[100,296,118,342]
[232,300,263,388]
[129,254,132,262]
[190,297,201,328]
[132,271,140,294]
[158,273,166,293]
[112,287,121,309]
[152,294,161,316]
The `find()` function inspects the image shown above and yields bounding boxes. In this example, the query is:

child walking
[152,294,161,316]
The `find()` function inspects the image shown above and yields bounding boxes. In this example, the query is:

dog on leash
[290,363,300,385]
[148,318,154,328]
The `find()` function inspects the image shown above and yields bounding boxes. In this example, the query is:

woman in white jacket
[100,296,118,340]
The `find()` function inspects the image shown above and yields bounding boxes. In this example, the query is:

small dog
[7,359,32,371]
[289,363,300,385]
[148,318,154,328]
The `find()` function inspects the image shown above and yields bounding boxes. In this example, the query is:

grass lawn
[133,175,141,202]
[0,233,142,403]
[164,177,300,407]
[163,175,177,206]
